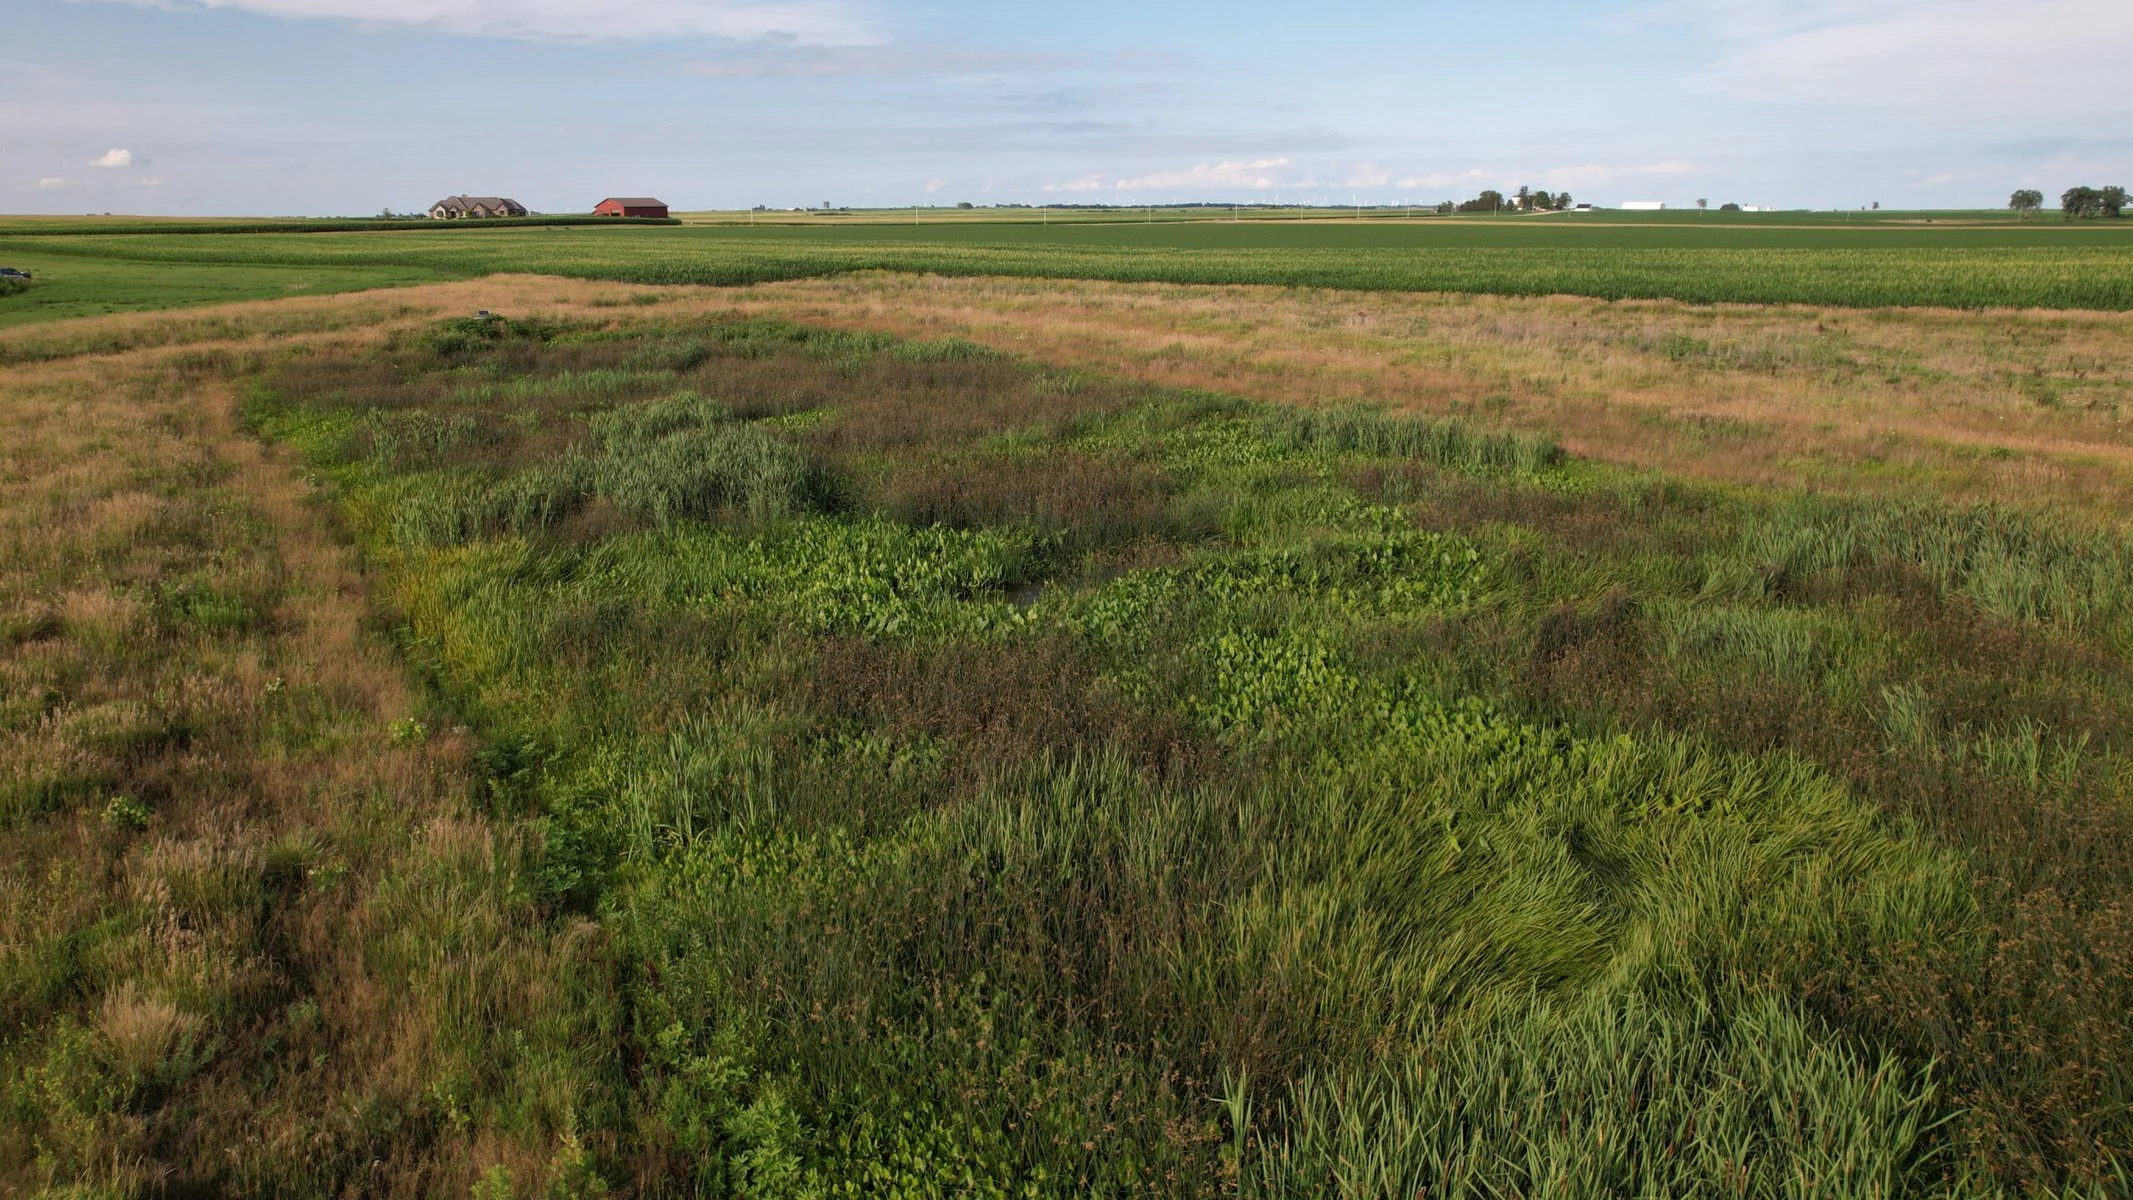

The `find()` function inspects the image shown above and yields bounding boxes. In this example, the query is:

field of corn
[4,216,2133,328]
[9,299,2127,1196]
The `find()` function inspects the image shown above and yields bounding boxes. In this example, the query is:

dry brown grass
[702,273,2133,519]
[11,270,2125,517]
[0,313,610,1195]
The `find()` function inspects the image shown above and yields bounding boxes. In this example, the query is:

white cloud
[38,177,81,190]
[1044,173,1108,193]
[1049,158,1291,193]
[91,147,135,168]
[1655,0,2133,113]
[1396,168,1500,192]
[685,44,1063,78]
[923,178,947,194]
[1539,161,1699,190]
[94,0,871,43]
[1345,162,1391,188]
[1394,162,1697,195]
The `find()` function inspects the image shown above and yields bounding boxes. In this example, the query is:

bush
[421,313,560,356]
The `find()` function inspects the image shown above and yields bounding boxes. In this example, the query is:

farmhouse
[428,195,529,220]
[1621,201,1666,211]
[594,197,670,219]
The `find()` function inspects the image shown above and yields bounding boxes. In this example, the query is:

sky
[4,0,2130,215]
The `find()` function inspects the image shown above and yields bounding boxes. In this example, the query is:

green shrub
[422,313,559,356]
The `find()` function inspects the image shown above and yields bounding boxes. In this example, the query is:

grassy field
[0,247,447,328]
[4,210,2133,327]
[6,285,2131,1196]
[667,207,2065,229]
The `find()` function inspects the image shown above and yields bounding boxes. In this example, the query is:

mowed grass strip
[0,325,613,1193]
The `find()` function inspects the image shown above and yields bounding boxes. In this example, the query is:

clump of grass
[1737,496,2133,634]
[874,450,1179,550]
[420,312,560,355]
[1254,991,1953,1200]
[1262,405,1564,474]
[96,983,208,1094]
[594,408,819,527]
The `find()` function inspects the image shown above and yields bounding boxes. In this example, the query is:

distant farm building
[595,197,670,219]
[1620,201,1666,211]
[429,195,529,220]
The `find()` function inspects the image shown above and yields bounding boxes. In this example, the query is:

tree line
[1452,187,1575,214]
[2009,186,2126,219]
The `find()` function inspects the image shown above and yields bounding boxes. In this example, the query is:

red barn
[594,197,669,219]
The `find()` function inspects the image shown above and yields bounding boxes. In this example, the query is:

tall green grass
[1256,991,1950,1200]
[223,315,2133,1196]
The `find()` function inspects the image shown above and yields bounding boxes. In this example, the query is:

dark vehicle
[0,268,31,280]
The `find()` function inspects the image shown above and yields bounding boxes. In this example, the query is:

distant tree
[1531,190,1555,211]
[2063,186,2101,218]
[2009,189,2044,219]
[1697,198,1709,212]
[1457,189,1507,214]
[1435,201,1456,215]
[1555,191,1573,209]
[956,201,975,209]
[1719,202,1742,212]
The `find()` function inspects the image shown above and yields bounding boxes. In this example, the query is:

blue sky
[5,0,2130,215]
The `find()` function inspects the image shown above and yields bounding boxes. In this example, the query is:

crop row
[8,226,2133,309]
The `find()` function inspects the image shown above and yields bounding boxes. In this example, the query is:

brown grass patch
[0,321,611,1195]
[15,270,2123,517]
[702,273,2133,521]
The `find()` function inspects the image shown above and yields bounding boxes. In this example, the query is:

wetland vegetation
[2,250,2131,1196]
